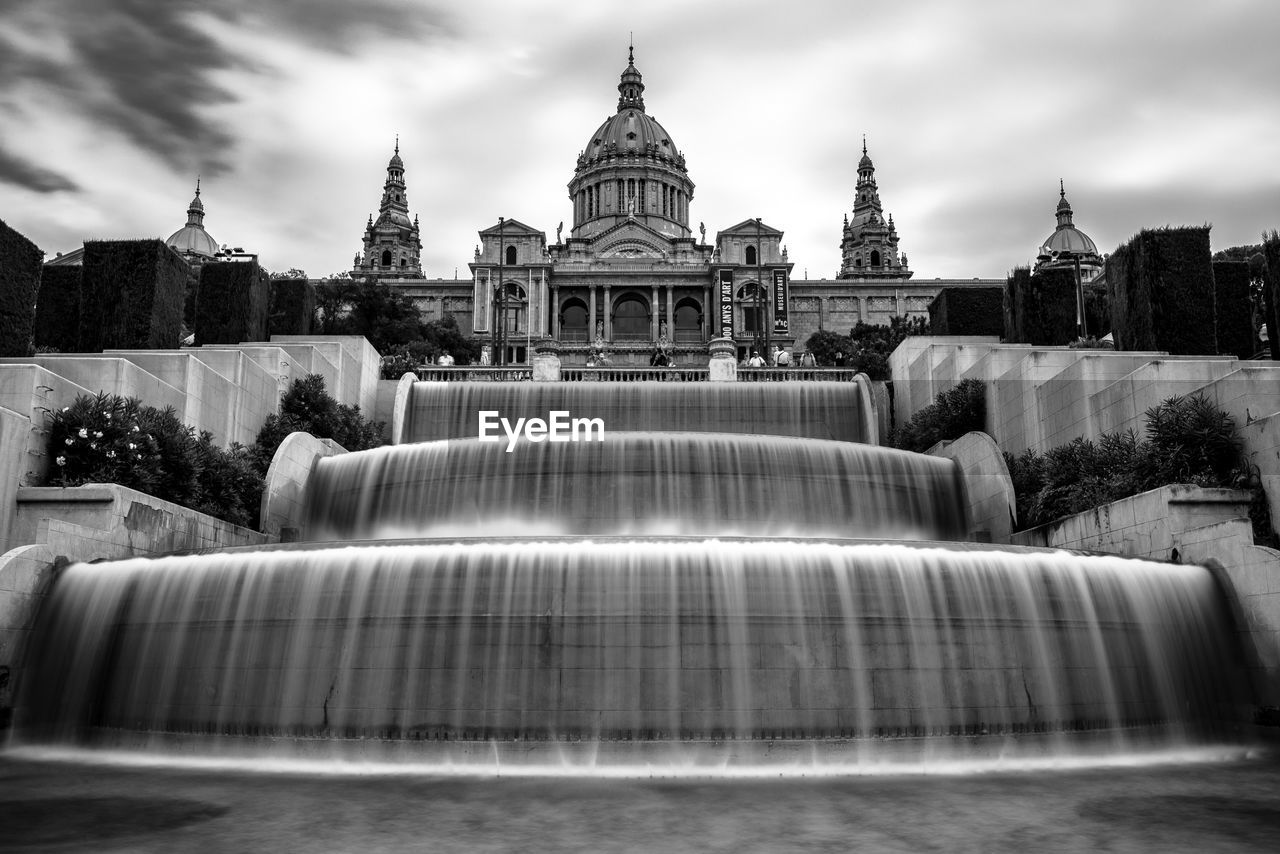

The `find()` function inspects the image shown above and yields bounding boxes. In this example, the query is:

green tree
[251,374,384,472]
[314,277,424,351]
[849,315,928,380]
[804,329,852,366]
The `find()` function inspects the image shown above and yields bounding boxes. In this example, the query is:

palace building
[357,49,1002,365]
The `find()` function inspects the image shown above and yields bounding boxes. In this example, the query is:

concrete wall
[12,484,268,560]
[0,543,55,723]
[269,335,381,416]
[260,432,346,541]
[929,431,1015,544]
[1009,484,1255,560]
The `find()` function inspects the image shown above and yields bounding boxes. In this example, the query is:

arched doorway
[612,294,650,341]
[560,297,589,343]
[674,298,702,344]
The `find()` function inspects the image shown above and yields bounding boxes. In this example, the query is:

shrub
[849,316,927,380]
[251,374,384,471]
[46,393,265,530]
[0,219,44,357]
[79,240,187,351]
[928,287,1003,336]
[1005,393,1251,531]
[196,260,270,345]
[891,378,986,453]
[804,329,852,367]
[1106,226,1217,355]
[33,265,82,352]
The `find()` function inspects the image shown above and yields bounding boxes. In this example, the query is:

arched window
[505,246,517,265]
[400,258,407,267]
[560,297,589,342]
[854,255,862,267]
[745,245,757,266]
[612,294,650,340]
[870,250,881,267]
[735,283,766,333]
[500,282,527,336]
[674,298,702,343]
[381,249,392,266]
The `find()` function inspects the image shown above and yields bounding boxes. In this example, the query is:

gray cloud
[0,0,454,188]
[0,144,79,193]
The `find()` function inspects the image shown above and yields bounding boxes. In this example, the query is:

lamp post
[495,216,505,366]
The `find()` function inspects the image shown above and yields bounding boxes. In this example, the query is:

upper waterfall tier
[403,381,875,444]
[304,432,967,541]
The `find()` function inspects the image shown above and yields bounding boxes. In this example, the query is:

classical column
[589,286,597,339]
[703,284,711,341]
[650,284,659,341]
[603,285,612,340]
[665,285,674,334]
[551,284,560,338]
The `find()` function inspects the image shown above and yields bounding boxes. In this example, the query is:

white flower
[128,442,136,450]
[64,438,74,446]
[89,443,97,450]
[77,428,88,439]
[61,407,68,413]
[93,431,103,439]
[131,425,140,433]
[55,456,66,466]
[104,413,111,420]
[106,450,116,459]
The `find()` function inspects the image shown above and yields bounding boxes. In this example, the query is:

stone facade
[359,51,1000,364]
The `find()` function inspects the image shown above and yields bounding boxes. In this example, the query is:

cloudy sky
[1,0,1276,280]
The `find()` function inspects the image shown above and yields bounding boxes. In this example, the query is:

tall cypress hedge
[1211,260,1254,359]
[1264,231,1280,360]
[1106,226,1216,355]
[195,260,270,345]
[80,240,187,351]
[1004,266,1076,345]
[33,264,83,352]
[929,287,1003,336]
[268,277,316,335]
[0,219,44,357]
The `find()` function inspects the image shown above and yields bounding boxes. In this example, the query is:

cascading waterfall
[11,380,1254,770]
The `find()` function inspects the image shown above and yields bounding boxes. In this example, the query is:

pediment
[590,220,675,259]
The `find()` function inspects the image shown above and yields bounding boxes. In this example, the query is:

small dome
[166,224,219,258]
[1043,225,1098,257]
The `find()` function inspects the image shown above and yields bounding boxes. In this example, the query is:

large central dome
[568,48,694,241]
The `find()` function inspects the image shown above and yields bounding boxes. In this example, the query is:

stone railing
[561,367,710,382]
[413,366,534,382]
[737,367,864,382]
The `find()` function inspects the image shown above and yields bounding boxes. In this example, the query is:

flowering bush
[46,393,264,530]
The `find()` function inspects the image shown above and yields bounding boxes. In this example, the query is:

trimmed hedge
[1106,226,1217,355]
[0,218,43,356]
[80,240,187,351]
[268,277,316,335]
[1004,266,1076,345]
[1212,260,1254,359]
[33,264,82,351]
[928,287,1003,336]
[1264,231,1280,360]
[196,260,270,345]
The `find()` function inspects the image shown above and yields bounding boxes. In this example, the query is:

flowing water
[8,379,1256,775]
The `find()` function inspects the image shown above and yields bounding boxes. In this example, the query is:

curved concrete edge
[928,431,1015,544]
[260,432,347,541]
[0,543,58,727]
[1185,543,1280,710]
[852,373,878,446]
[390,372,418,445]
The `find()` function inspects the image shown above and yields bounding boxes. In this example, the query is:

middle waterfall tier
[303,433,968,541]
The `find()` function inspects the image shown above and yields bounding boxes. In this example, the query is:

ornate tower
[356,139,423,277]
[566,47,695,241]
[837,139,912,280]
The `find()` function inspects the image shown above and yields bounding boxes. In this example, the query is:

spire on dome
[186,177,204,226]
[617,44,645,112]
[1056,179,1075,227]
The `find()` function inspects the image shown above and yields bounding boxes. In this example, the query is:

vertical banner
[473,269,491,332]
[772,268,790,335]
[717,269,734,338]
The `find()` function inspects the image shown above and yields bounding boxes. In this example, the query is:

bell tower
[355,138,423,277]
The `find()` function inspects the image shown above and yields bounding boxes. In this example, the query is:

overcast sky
[1,0,1276,281]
